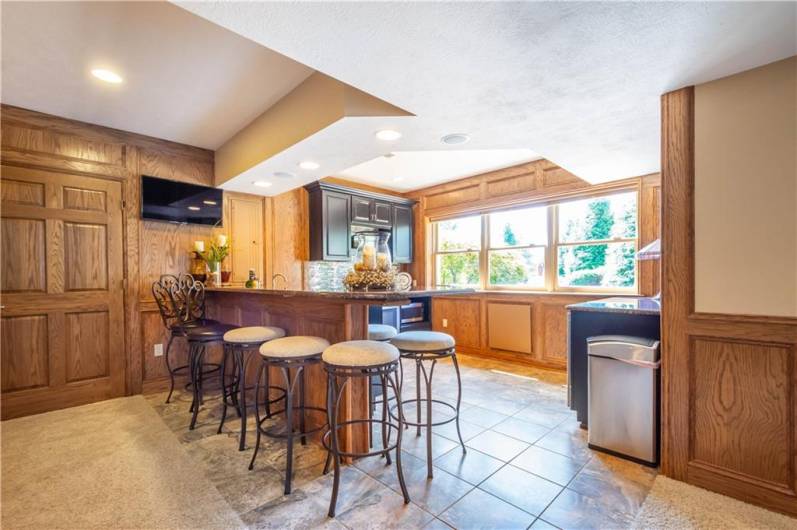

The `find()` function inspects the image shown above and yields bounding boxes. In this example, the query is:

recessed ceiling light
[392,177,405,182]
[441,133,470,145]
[273,172,296,179]
[253,181,273,188]
[383,153,395,158]
[298,161,320,170]
[375,129,402,141]
[202,200,217,206]
[91,68,123,84]
[187,206,201,211]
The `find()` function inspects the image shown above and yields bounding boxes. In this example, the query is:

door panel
[229,196,263,284]
[1,165,125,419]
[351,196,372,223]
[1,218,46,292]
[1,314,49,391]
[64,223,108,290]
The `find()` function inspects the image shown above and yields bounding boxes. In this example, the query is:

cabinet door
[324,191,351,260]
[351,196,372,224]
[391,204,413,263]
[228,196,263,283]
[372,201,392,225]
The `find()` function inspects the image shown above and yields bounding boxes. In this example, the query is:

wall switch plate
[442,318,448,328]
[154,343,163,357]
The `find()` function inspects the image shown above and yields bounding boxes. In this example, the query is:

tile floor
[145,353,657,529]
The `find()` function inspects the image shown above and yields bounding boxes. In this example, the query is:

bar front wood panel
[661,87,797,516]
[205,291,370,454]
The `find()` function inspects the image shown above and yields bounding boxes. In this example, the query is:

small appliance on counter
[587,335,660,465]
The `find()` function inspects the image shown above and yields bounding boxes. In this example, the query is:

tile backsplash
[304,261,350,291]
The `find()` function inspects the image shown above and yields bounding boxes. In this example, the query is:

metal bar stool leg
[282,366,295,494]
[451,353,467,452]
[164,335,176,403]
[217,344,230,434]
[237,347,248,450]
[381,372,392,465]
[388,369,410,504]
[299,368,307,446]
[415,359,422,437]
[327,374,343,518]
[189,343,203,430]
[248,361,266,470]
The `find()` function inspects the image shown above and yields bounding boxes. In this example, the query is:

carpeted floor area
[632,475,795,529]
[1,396,243,530]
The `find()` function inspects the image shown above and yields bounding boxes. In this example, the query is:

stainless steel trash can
[587,335,660,465]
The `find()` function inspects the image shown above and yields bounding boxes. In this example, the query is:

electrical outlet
[154,343,163,357]
[442,318,448,328]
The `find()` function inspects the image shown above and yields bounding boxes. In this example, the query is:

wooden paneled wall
[404,158,661,370]
[661,87,797,515]
[0,105,267,411]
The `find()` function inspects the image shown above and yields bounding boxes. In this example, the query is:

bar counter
[205,286,474,455]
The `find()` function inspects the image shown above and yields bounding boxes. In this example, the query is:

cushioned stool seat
[391,330,455,352]
[368,324,398,341]
[322,340,400,367]
[223,326,285,344]
[259,336,329,359]
[184,323,237,342]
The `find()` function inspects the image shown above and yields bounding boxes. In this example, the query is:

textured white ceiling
[0,1,313,149]
[178,1,797,184]
[338,149,541,192]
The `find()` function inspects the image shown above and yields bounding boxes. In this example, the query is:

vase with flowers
[199,234,230,286]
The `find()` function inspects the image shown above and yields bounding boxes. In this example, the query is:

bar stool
[152,274,223,404]
[390,330,466,479]
[322,340,409,517]
[185,322,236,430]
[367,324,398,448]
[249,336,330,495]
[218,325,287,450]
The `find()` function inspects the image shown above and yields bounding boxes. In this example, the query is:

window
[433,190,638,292]
[555,192,637,290]
[435,216,481,287]
[487,206,547,288]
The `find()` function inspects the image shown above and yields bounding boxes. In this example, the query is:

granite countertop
[206,286,475,302]
[567,297,661,316]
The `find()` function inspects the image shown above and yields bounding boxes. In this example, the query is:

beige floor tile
[480,465,563,516]
[511,446,584,486]
[440,488,536,530]
[540,488,635,530]
[434,447,505,485]
[466,430,530,462]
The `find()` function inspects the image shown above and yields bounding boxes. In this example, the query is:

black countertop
[567,296,661,316]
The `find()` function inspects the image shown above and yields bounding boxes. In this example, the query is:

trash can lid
[586,335,659,348]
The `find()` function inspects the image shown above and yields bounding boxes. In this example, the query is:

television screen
[141,175,223,226]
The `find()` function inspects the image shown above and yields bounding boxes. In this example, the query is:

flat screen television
[141,175,223,226]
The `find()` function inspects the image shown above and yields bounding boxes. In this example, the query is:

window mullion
[480,214,488,289]
[547,204,557,291]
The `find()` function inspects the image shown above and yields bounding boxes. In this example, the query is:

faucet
[271,273,287,290]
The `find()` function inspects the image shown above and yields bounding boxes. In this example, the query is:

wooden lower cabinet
[431,293,598,370]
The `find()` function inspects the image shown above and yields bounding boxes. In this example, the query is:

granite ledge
[567,297,661,316]
[206,286,475,302]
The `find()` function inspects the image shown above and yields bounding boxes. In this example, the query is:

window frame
[431,187,641,294]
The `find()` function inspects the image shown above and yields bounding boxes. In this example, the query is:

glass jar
[352,231,392,272]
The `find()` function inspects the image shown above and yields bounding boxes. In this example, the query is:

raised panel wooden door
[1,165,125,419]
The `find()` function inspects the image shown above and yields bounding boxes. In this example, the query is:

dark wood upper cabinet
[351,196,372,224]
[305,182,414,263]
[391,204,413,263]
[308,187,351,261]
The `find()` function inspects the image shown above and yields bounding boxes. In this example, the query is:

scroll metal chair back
[183,278,208,324]
[152,274,181,330]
